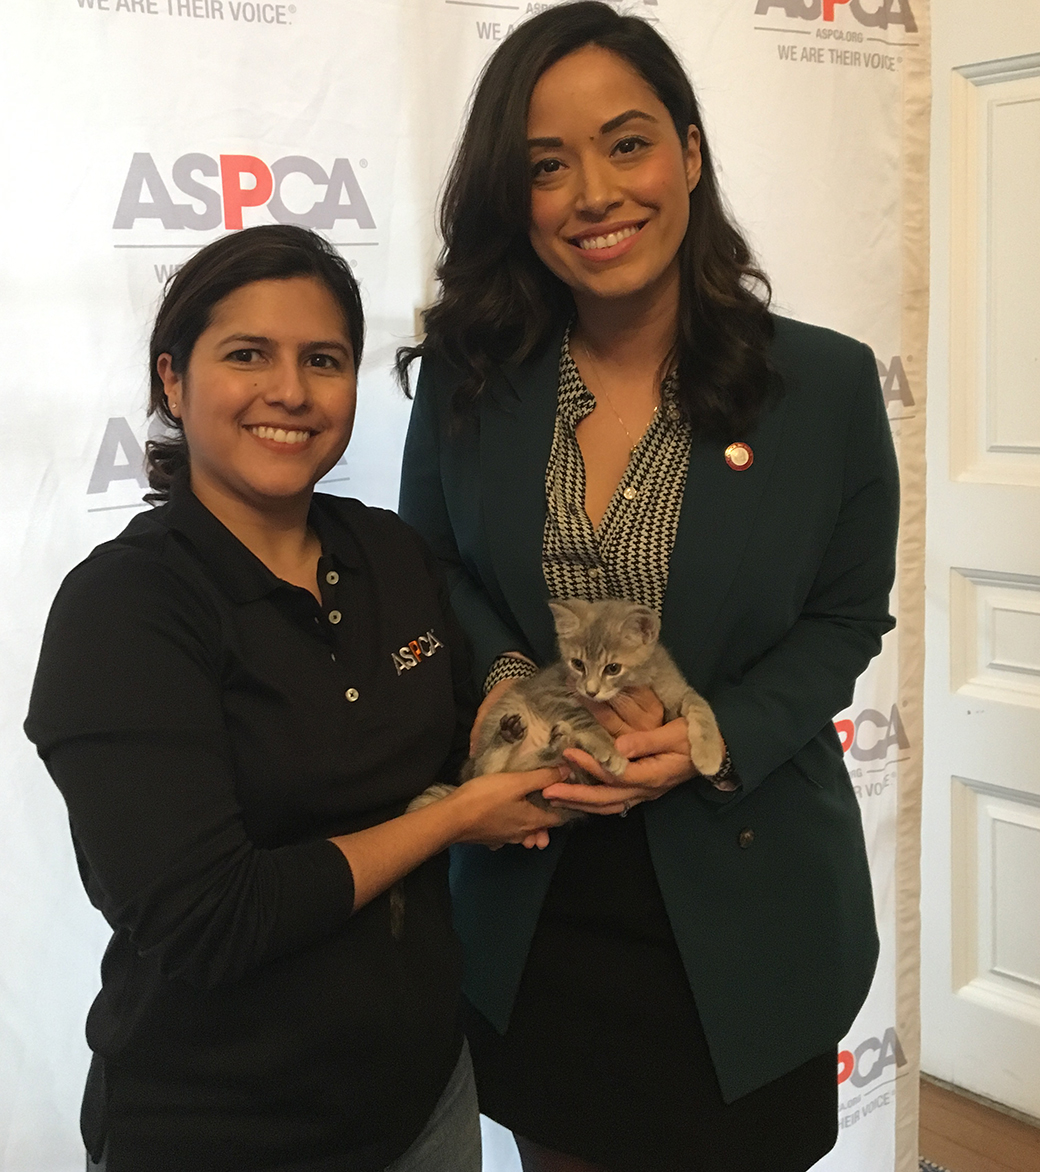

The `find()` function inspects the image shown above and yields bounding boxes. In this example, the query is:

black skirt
[464,809,838,1172]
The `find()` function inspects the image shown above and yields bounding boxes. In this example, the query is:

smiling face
[526,44,701,315]
[157,275,357,526]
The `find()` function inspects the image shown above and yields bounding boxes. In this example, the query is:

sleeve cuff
[483,655,539,696]
[701,745,740,792]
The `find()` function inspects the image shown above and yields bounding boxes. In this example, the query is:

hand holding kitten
[546,715,704,814]
[409,598,726,822]
[539,685,668,815]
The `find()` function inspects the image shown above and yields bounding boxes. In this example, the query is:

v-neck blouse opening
[543,333,692,613]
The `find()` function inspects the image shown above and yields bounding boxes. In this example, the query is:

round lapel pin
[724,442,753,471]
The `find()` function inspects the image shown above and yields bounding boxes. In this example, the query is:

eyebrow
[217,333,351,354]
[527,108,659,150]
[599,108,658,134]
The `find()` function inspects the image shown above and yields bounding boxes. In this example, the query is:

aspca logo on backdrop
[754,0,917,30]
[88,418,148,496]
[838,1027,906,1088]
[113,153,375,231]
[837,1028,906,1130]
[835,704,908,761]
[878,355,915,409]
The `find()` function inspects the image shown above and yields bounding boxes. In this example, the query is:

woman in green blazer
[398,5,899,1171]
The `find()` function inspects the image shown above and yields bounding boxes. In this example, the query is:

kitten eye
[570,658,585,673]
[603,663,622,676]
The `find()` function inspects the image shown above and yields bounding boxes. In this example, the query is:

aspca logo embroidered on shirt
[391,629,444,676]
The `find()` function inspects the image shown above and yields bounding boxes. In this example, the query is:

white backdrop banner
[0,2,927,1169]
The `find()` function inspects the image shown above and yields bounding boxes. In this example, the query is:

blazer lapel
[479,329,567,663]
[662,391,796,683]
[478,325,797,672]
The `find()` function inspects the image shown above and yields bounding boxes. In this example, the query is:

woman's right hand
[448,766,569,849]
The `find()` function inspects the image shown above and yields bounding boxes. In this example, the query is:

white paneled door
[924,0,1040,1118]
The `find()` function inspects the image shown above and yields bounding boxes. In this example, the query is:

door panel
[924,0,1040,1118]
[950,56,1040,485]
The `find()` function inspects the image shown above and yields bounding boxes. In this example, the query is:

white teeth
[249,426,311,444]
[577,225,640,251]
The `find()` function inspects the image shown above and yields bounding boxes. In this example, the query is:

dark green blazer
[398,315,898,1102]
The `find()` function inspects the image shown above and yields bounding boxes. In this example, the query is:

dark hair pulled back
[146,224,364,501]
[396,0,775,440]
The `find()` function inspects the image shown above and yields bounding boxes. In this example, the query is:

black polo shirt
[25,474,473,1172]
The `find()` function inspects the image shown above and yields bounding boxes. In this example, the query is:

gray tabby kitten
[409,597,724,814]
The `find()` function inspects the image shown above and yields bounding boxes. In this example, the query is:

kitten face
[561,645,640,701]
[549,598,660,702]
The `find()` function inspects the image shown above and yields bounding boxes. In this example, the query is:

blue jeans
[85,1042,481,1172]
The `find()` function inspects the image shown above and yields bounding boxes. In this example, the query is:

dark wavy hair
[146,224,365,501]
[396,0,776,439]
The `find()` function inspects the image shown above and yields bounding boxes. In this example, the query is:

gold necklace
[580,339,659,455]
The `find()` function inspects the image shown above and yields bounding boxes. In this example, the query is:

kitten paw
[593,745,629,777]
[687,728,725,777]
[606,751,630,776]
[680,695,726,777]
[499,713,526,743]
[570,736,628,781]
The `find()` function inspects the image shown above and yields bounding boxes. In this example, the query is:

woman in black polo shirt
[25,225,564,1172]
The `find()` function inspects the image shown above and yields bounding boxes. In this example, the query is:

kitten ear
[548,599,583,638]
[621,605,660,646]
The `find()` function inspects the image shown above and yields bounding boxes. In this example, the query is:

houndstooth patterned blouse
[482,334,692,695]
[541,333,691,611]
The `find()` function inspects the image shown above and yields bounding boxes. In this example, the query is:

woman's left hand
[540,687,697,815]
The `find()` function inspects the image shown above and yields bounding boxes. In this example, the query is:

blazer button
[738,828,755,849]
